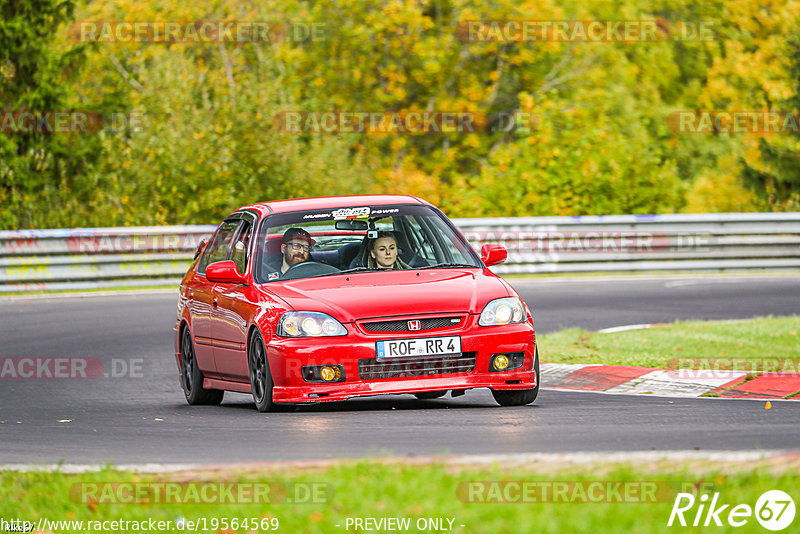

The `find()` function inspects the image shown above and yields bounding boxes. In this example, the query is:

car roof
[235,195,433,216]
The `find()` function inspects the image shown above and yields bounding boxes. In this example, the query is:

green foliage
[741,34,800,211]
[1,0,87,228]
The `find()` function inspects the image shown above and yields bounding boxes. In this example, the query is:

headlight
[277,312,347,337]
[479,297,526,326]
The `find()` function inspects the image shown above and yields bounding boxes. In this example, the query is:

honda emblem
[408,320,421,331]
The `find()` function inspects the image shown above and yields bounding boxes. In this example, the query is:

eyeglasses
[287,242,311,252]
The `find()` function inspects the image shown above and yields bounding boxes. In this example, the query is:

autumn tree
[0,0,110,228]
[3,0,800,228]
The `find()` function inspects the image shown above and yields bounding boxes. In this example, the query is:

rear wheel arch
[178,320,191,365]
[180,320,223,406]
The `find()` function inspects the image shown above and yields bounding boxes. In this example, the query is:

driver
[279,227,315,275]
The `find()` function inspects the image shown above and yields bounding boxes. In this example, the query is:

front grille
[362,316,462,332]
[358,352,477,380]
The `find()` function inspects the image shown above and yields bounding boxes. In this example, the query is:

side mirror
[206,260,246,284]
[194,238,208,260]
[481,243,507,267]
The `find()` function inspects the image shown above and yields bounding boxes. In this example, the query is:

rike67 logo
[668,490,795,531]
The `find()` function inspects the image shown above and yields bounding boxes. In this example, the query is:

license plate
[376,336,461,359]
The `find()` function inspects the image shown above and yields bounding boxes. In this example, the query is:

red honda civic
[173,195,538,411]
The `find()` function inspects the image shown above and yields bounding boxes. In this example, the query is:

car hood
[262,269,511,322]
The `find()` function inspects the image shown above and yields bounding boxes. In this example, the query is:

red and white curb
[541,363,800,399]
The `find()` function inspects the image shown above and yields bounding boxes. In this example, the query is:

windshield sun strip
[252,206,482,283]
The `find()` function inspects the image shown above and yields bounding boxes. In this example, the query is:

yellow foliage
[376,166,443,206]
[9,0,799,228]
[684,158,759,213]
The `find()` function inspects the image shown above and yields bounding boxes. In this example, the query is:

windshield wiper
[416,263,477,270]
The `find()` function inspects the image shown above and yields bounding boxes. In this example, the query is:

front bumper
[265,317,536,403]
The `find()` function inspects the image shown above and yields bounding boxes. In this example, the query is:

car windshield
[253,204,482,283]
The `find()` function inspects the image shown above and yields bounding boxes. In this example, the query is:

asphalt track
[1,274,798,464]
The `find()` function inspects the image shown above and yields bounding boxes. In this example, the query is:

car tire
[248,330,294,412]
[414,391,447,400]
[491,346,540,407]
[181,326,224,406]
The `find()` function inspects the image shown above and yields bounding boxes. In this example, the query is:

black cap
[282,227,316,246]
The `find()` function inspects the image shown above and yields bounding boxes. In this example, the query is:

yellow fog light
[494,355,510,371]
[320,366,339,382]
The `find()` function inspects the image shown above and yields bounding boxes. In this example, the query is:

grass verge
[1,459,797,533]
[538,315,800,370]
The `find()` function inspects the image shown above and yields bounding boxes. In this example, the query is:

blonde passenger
[367,231,411,270]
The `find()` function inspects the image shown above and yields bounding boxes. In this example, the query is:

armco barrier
[0,225,217,292]
[0,213,798,292]
[452,212,800,274]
